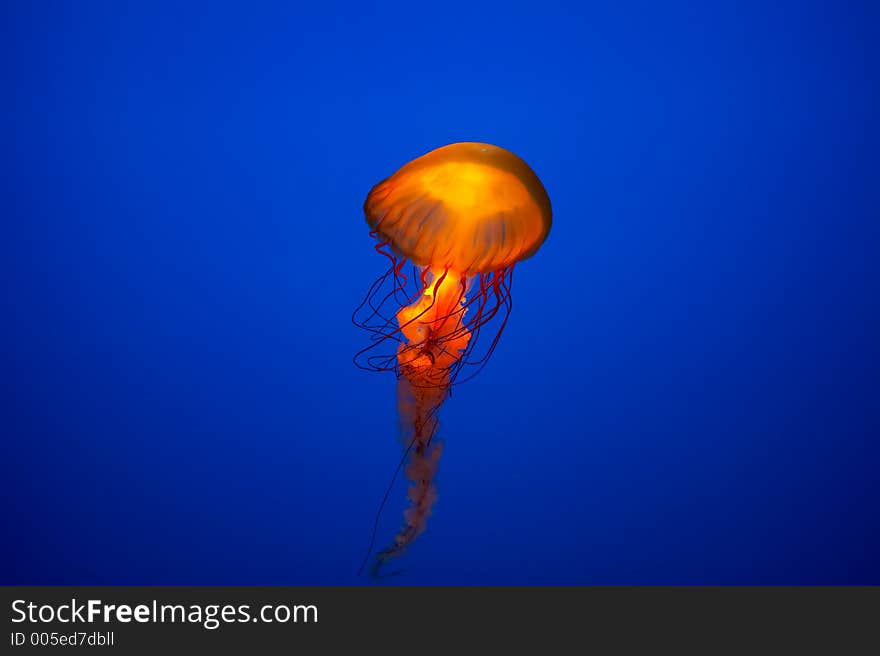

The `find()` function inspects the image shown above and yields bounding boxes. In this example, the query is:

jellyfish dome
[364,142,552,274]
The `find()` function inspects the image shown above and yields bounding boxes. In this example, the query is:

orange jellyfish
[353,142,551,575]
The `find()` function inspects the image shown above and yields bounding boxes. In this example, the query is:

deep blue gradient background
[3,1,878,584]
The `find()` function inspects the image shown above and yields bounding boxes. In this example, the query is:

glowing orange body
[355,143,551,574]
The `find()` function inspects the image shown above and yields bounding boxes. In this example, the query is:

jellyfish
[353,142,551,575]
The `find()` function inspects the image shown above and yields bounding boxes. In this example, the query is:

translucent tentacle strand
[353,239,514,574]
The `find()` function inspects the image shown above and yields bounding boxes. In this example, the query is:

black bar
[1,587,877,653]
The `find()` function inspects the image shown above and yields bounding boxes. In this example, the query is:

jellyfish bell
[364,142,552,274]
[354,142,551,575]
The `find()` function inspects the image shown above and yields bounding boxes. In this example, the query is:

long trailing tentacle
[353,234,515,575]
[352,258,514,385]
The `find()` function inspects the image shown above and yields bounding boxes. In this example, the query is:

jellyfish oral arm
[353,254,516,574]
[373,269,471,567]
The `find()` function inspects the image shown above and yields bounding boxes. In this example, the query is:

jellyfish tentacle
[364,267,471,571]
[353,252,514,573]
